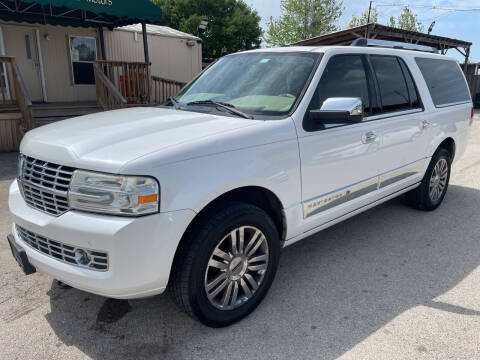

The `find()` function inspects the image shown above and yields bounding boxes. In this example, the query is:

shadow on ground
[42,182,480,360]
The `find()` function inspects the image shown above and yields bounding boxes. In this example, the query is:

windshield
[174,52,320,117]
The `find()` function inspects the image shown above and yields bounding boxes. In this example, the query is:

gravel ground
[1,113,480,360]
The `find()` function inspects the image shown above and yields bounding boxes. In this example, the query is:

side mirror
[309,97,364,124]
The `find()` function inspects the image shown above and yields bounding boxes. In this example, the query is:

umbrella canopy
[0,0,162,28]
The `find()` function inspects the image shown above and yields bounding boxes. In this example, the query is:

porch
[0,55,186,151]
[0,0,194,152]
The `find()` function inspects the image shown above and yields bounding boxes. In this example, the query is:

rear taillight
[470,107,475,126]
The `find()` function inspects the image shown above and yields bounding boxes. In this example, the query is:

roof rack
[351,38,439,54]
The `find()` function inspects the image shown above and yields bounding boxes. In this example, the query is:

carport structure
[292,23,472,73]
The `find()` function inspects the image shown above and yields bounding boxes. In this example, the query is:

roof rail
[351,38,439,54]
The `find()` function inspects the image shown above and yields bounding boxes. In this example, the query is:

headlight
[68,170,159,216]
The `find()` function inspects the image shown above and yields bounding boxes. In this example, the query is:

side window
[305,54,371,131]
[398,59,421,108]
[370,55,411,113]
[415,57,471,107]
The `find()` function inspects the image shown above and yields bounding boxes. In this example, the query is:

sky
[245,0,480,63]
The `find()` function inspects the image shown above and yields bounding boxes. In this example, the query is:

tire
[168,201,280,327]
[405,148,451,211]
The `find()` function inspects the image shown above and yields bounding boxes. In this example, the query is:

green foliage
[389,6,424,32]
[151,0,262,58]
[349,7,378,28]
[265,0,343,46]
[349,5,423,32]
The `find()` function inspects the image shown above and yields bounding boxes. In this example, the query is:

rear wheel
[168,202,280,327]
[406,148,451,211]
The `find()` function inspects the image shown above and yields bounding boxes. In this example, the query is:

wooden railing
[151,76,186,105]
[94,63,127,110]
[0,56,33,132]
[12,62,34,132]
[95,60,151,107]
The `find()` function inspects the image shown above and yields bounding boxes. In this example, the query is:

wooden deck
[1,57,185,151]
[31,102,103,127]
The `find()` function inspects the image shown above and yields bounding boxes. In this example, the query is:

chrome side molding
[379,160,424,189]
[303,177,377,218]
[303,159,424,219]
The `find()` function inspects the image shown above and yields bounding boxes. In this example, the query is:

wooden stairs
[0,108,23,152]
[33,102,103,127]
[1,102,103,151]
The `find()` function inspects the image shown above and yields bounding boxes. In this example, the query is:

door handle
[362,131,377,144]
[422,120,431,129]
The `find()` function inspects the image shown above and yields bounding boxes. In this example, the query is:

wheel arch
[169,186,286,281]
[436,137,456,160]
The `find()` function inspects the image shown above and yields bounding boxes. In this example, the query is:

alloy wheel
[429,158,448,202]
[204,226,269,310]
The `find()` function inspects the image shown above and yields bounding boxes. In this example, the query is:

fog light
[74,249,90,265]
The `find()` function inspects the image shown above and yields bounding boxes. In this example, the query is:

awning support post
[142,22,149,64]
[98,26,106,60]
[464,46,470,74]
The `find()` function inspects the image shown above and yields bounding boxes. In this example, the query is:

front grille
[16,225,109,271]
[19,156,75,216]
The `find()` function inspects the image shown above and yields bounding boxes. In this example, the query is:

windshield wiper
[168,96,180,109]
[186,100,253,119]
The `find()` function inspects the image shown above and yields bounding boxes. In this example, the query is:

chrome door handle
[422,120,431,129]
[362,131,377,144]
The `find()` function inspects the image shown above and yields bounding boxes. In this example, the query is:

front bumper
[8,180,196,299]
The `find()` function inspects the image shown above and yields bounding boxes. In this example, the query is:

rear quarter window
[415,58,470,107]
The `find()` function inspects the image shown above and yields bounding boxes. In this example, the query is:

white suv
[8,40,473,327]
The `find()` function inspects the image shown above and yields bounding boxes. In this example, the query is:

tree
[389,6,424,32]
[265,0,343,47]
[349,7,378,28]
[152,0,262,58]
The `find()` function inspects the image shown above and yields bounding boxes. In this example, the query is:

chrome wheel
[204,226,269,310]
[429,158,448,202]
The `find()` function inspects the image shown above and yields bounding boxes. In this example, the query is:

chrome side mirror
[309,97,364,124]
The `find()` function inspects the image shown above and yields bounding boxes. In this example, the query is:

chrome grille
[16,225,109,271]
[19,156,75,216]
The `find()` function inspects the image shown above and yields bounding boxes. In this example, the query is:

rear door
[368,54,431,197]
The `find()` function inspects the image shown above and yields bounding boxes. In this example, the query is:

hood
[21,107,260,173]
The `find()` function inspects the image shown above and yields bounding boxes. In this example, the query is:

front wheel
[406,148,451,211]
[168,202,280,327]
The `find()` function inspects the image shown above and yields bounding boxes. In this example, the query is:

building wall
[104,28,202,83]
[0,21,201,103]
[37,24,98,103]
[1,22,98,103]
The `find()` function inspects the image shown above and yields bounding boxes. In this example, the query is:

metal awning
[0,0,162,28]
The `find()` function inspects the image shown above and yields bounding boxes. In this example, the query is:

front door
[297,53,381,231]
[2,25,43,102]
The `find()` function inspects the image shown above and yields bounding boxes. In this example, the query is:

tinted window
[309,55,370,112]
[371,56,410,112]
[415,58,470,107]
[399,59,420,108]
